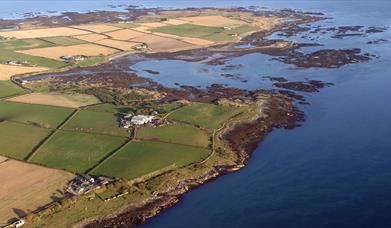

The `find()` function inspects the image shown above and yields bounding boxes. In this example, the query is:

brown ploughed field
[0,156,74,223]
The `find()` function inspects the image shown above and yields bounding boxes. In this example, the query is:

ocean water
[136,1,391,228]
[1,1,390,228]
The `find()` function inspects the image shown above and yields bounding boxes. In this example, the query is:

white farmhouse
[12,219,25,227]
[130,115,155,125]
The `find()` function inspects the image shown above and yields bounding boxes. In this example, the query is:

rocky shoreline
[6,6,381,228]
[83,93,304,228]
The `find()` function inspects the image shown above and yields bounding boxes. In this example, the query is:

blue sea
[2,1,390,228]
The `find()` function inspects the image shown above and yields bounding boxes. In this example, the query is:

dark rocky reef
[279,48,371,68]
[274,80,334,92]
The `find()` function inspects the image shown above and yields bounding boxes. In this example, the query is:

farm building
[12,219,25,228]
[60,55,86,62]
[6,61,24,66]
[66,175,114,196]
[133,43,148,51]
[120,114,155,128]
[131,115,155,125]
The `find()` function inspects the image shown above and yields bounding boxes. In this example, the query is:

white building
[12,219,25,227]
[120,114,156,128]
[60,55,86,62]
[133,43,148,51]
[130,115,155,125]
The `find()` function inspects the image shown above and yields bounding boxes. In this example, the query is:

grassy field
[151,24,257,42]
[23,79,51,92]
[229,24,258,34]
[0,101,74,128]
[86,102,183,116]
[151,24,224,39]
[157,103,183,113]
[7,92,100,108]
[23,185,149,228]
[85,103,133,113]
[75,55,107,67]
[31,131,127,173]
[200,24,258,41]
[0,81,25,98]
[63,110,129,136]
[137,123,211,148]
[59,93,100,106]
[0,49,67,68]
[0,121,51,160]
[169,103,244,129]
[0,38,53,50]
[41,36,86,46]
[93,140,210,179]
[85,103,160,115]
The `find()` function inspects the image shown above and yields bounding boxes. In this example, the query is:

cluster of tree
[84,87,152,105]
[49,82,176,115]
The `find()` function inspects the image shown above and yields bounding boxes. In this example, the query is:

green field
[0,38,53,50]
[93,140,210,179]
[0,101,74,128]
[63,110,129,136]
[41,36,86,46]
[151,24,225,40]
[75,56,107,67]
[0,49,67,68]
[157,103,183,114]
[85,103,135,114]
[51,92,101,106]
[31,131,127,173]
[151,24,256,42]
[229,24,257,34]
[23,79,51,92]
[137,123,211,148]
[86,103,183,117]
[202,25,258,41]
[0,81,26,98]
[0,121,51,160]
[169,103,244,129]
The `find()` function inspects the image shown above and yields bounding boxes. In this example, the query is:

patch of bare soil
[0,158,74,223]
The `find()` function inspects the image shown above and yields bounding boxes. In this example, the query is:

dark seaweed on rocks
[277,90,306,101]
[306,25,387,40]
[366,26,388,33]
[83,94,305,228]
[367,39,388,44]
[331,33,365,39]
[265,76,288,82]
[279,48,371,68]
[274,80,333,92]
[143,69,160,75]
[222,64,243,70]
[223,94,305,155]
